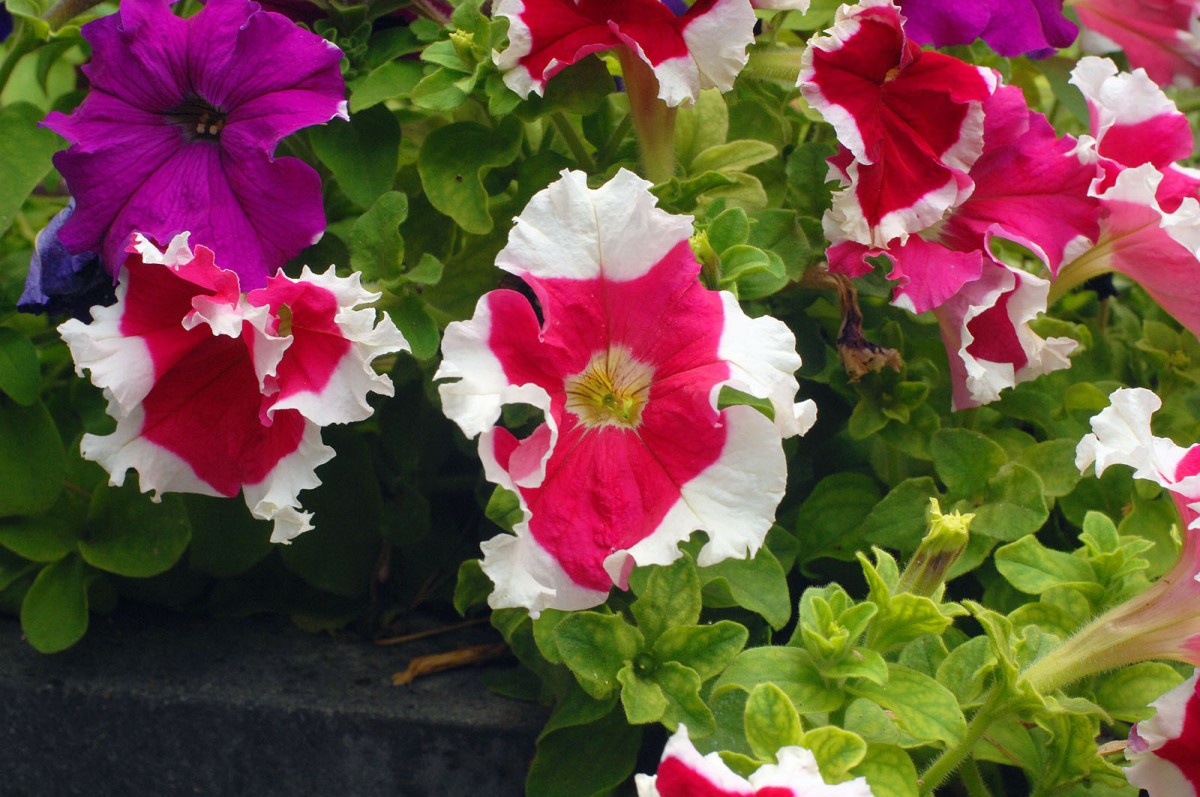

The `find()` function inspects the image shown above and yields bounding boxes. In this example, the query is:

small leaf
[0,399,65,519]
[854,744,919,797]
[21,554,89,653]
[744,682,803,761]
[526,704,642,797]
[485,486,525,533]
[618,664,668,724]
[858,478,941,554]
[931,429,1007,497]
[0,328,40,406]
[632,556,701,644]
[307,105,401,209]
[453,559,493,616]
[995,536,1099,596]
[654,661,715,735]
[652,621,748,682]
[555,612,644,699]
[350,191,408,281]
[699,544,791,629]
[1095,663,1185,723]
[391,293,440,361]
[80,482,191,578]
[691,140,778,174]
[417,119,522,235]
[714,646,844,714]
[0,102,63,238]
[801,726,868,781]
[848,664,967,746]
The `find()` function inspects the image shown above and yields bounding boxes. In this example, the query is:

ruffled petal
[1126,670,1200,796]
[898,0,1076,57]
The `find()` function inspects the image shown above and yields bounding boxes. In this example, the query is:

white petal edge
[1075,387,1191,487]
[1070,56,1182,132]
[492,0,542,98]
[496,169,695,283]
[680,0,757,96]
[752,746,875,796]
[479,524,610,618]
[242,421,335,543]
[263,266,410,426]
[1126,670,1200,796]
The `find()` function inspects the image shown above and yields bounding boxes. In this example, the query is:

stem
[0,22,37,97]
[616,48,676,184]
[919,691,1009,796]
[597,112,633,166]
[1047,242,1114,305]
[744,46,806,85]
[550,112,596,173]
[960,759,992,797]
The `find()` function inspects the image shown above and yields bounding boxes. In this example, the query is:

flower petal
[1126,670,1200,796]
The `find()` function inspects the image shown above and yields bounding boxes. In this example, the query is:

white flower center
[563,346,654,429]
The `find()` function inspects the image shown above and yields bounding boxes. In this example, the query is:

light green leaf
[1013,440,1081,498]
[484,486,524,532]
[854,744,919,797]
[932,428,1007,497]
[995,536,1099,596]
[691,140,778,174]
[452,559,493,616]
[801,726,868,781]
[1094,663,1185,723]
[391,293,440,361]
[744,682,803,761]
[618,664,668,724]
[555,612,644,699]
[848,664,967,746]
[972,463,1049,542]
[350,190,408,281]
[714,646,844,714]
[652,621,748,682]
[632,556,701,645]
[0,103,62,238]
[654,661,715,736]
[699,544,791,629]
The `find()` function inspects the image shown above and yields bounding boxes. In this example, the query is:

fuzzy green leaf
[417,118,522,235]
[995,536,1099,595]
[349,190,408,281]
[932,428,1007,497]
[745,682,803,761]
[849,664,967,746]
[802,726,868,781]
[308,106,400,209]
[714,646,844,714]
[653,621,748,682]
[632,556,701,645]
[555,612,644,699]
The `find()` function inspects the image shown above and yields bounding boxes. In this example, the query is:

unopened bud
[897,498,972,597]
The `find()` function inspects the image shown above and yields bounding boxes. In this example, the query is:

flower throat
[564,346,654,429]
[164,96,227,141]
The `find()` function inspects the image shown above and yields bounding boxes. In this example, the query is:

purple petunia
[44,0,347,291]
[897,0,1077,58]
[18,200,116,321]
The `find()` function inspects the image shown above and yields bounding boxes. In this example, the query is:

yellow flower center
[563,346,654,429]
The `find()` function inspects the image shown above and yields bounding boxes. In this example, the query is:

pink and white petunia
[436,169,815,615]
[933,254,1076,410]
[799,0,996,249]
[58,233,408,543]
[634,724,874,797]
[1073,0,1200,88]
[1070,57,1200,213]
[492,0,759,107]
[1055,163,1200,337]
[1126,669,1200,796]
[1074,387,1200,666]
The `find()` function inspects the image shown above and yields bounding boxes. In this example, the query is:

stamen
[564,346,654,429]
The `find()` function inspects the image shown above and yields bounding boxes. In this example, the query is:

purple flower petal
[18,200,116,321]
[898,0,1077,57]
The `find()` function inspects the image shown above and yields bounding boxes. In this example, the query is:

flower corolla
[634,725,874,797]
[1073,0,1200,87]
[436,169,815,615]
[896,0,1076,57]
[1126,669,1200,796]
[44,0,347,290]
[18,199,115,322]
[58,233,408,543]
[492,0,771,107]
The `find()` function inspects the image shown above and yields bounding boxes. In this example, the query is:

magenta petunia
[436,170,814,614]
[492,0,760,107]
[896,0,1076,57]
[798,0,996,249]
[58,233,408,543]
[1126,670,1200,796]
[634,725,874,797]
[44,0,347,291]
[1074,0,1200,88]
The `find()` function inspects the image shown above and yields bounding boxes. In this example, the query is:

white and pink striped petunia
[492,0,775,108]
[634,725,874,797]
[58,233,408,543]
[1126,670,1200,796]
[436,169,814,615]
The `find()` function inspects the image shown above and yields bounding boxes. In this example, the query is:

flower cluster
[59,234,408,542]
[437,169,814,614]
[799,1,1200,408]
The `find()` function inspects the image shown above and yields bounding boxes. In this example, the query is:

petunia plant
[9,0,1200,795]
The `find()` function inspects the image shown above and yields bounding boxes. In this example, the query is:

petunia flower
[634,724,875,797]
[1126,669,1200,796]
[436,169,815,615]
[18,199,116,322]
[1073,0,1200,88]
[1022,388,1200,692]
[825,84,1094,407]
[58,233,408,543]
[44,0,347,292]
[492,0,764,108]
[896,0,1077,57]
[798,0,996,250]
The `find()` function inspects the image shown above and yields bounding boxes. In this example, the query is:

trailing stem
[919,690,1010,796]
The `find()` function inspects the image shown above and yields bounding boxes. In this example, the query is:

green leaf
[484,486,524,533]
[653,621,748,682]
[691,140,778,174]
[995,536,1099,596]
[617,663,668,724]
[793,473,881,565]
[526,704,642,797]
[0,103,62,238]
[348,61,424,112]
[0,399,65,519]
[1094,663,1185,723]
[869,592,953,652]
[632,556,701,644]
[654,660,715,735]
[417,118,522,235]
[554,612,644,699]
[21,554,89,653]
[801,726,868,781]
[699,544,791,629]
[707,207,750,253]
[931,428,1007,497]
[971,463,1049,542]
[675,89,729,168]
[744,682,803,761]
[714,646,844,714]
[349,191,408,281]
[848,664,967,746]
[183,494,272,578]
[79,482,191,578]
[402,253,445,286]
[307,105,400,209]
[936,636,997,706]
[0,513,77,563]
[0,328,40,406]
[859,478,941,554]
[410,67,470,111]
[391,293,440,361]
[854,744,919,797]
[1013,440,1081,499]
[718,244,782,286]
[0,546,36,592]
[453,559,493,616]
